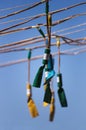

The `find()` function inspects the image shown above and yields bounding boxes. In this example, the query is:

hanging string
[46,1,49,47]
[27,49,31,83]
[56,37,61,73]
[26,49,39,118]
[56,37,68,107]
[47,14,52,48]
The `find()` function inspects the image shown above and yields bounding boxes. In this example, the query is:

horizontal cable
[0,29,86,51]
[0,46,86,68]
[0,1,85,13]
[0,42,56,53]
[60,28,86,36]
[0,12,86,36]
[0,0,48,20]
[0,1,85,23]
[0,36,86,54]
[0,16,31,25]
[50,2,86,15]
[0,2,86,32]
[0,3,33,12]
[0,36,43,48]
[0,14,45,32]
[52,22,86,34]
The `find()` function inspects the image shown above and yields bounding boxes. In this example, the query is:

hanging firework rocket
[26,50,39,117]
[56,37,68,107]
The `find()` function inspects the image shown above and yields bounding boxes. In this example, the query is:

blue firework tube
[28,49,31,59]
[37,27,45,38]
[57,73,63,88]
[45,1,49,15]
[42,48,50,65]
[45,65,49,79]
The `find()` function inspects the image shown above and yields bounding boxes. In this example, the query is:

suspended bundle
[26,50,39,118]
[56,37,68,107]
[49,91,55,121]
[1,0,86,124]
[43,1,56,121]
[25,0,68,121]
[43,53,55,121]
[33,65,45,88]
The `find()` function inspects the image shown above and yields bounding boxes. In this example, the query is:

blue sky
[0,0,86,130]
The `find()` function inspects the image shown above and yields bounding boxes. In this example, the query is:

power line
[0,2,86,32]
[0,1,86,67]
[0,45,86,68]
[52,22,86,34]
[0,36,43,49]
[0,12,86,36]
[0,38,86,53]
[0,28,86,51]
[0,3,33,12]
[0,36,86,54]
[60,28,86,36]
[0,1,85,21]
[0,16,31,25]
[0,0,49,20]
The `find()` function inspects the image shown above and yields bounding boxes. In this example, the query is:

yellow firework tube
[56,37,60,47]
[49,95,55,121]
[27,98,39,118]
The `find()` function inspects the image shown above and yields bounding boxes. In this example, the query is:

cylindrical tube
[57,73,63,88]
[26,83,32,99]
[42,48,50,65]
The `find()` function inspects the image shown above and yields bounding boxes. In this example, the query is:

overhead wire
[52,22,86,34]
[0,0,50,20]
[0,34,86,52]
[0,1,86,21]
[0,45,86,68]
[60,28,86,36]
[0,3,33,12]
[0,1,85,13]
[0,36,86,54]
[0,27,86,51]
[0,35,43,49]
[0,38,86,53]
[0,21,86,47]
[0,12,86,36]
[0,1,86,68]
[0,2,86,32]
[0,16,31,25]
